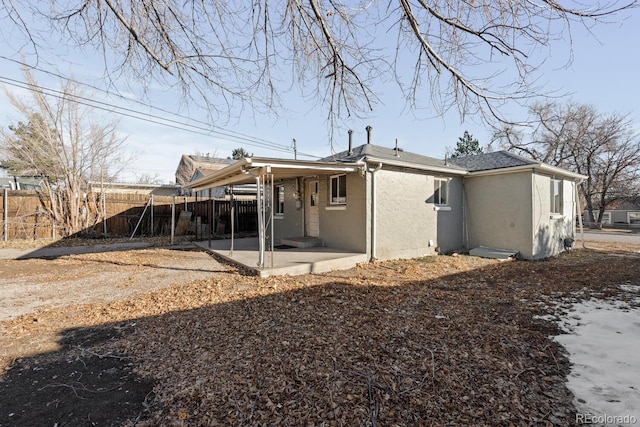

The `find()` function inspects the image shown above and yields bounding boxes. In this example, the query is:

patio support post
[208,198,212,248]
[269,173,274,268]
[256,176,265,267]
[231,191,235,257]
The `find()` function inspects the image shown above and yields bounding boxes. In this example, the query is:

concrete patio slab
[196,237,368,277]
[470,246,518,260]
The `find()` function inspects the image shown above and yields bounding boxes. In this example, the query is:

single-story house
[582,197,640,225]
[187,140,585,264]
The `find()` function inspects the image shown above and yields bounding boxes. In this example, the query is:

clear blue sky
[0,7,638,184]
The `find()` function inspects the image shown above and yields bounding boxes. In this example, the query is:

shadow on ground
[0,324,154,426]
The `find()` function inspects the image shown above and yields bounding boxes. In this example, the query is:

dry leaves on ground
[1,244,639,426]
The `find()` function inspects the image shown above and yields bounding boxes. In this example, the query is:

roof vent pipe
[366,125,372,144]
[348,129,354,155]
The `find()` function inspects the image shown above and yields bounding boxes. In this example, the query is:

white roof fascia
[467,163,587,181]
[186,157,362,191]
[362,156,468,176]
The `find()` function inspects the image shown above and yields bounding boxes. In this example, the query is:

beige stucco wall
[464,171,534,258]
[316,172,368,253]
[531,173,576,259]
[272,178,304,242]
[372,168,439,260]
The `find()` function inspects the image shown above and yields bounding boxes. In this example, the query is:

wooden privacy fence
[0,190,258,241]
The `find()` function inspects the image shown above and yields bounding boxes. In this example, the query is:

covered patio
[187,156,368,276]
[196,237,368,277]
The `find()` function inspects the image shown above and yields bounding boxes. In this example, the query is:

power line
[0,59,321,158]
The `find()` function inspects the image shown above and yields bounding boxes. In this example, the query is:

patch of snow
[554,299,640,424]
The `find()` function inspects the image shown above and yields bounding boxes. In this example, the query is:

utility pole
[292,138,297,160]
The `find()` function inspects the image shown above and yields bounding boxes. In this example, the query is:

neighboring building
[0,176,44,191]
[176,154,257,199]
[187,143,585,261]
[174,154,233,187]
[87,181,181,196]
[582,197,640,225]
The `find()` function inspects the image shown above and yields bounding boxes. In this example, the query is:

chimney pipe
[366,125,372,144]
[348,129,353,155]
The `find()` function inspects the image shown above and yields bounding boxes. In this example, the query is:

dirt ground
[0,239,639,426]
[0,246,228,322]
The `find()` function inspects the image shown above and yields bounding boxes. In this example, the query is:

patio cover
[185,157,363,270]
[186,157,363,191]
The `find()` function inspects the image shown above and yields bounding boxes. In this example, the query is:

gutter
[363,156,467,176]
[468,163,587,181]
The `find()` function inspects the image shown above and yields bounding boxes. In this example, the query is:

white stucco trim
[325,206,346,211]
[434,206,452,211]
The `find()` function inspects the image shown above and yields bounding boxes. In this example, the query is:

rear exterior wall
[464,171,534,258]
[373,168,440,260]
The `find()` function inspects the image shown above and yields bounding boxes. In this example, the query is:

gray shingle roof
[448,150,537,172]
[322,144,467,172]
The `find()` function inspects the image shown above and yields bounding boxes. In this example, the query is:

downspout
[369,162,383,261]
[575,178,586,248]
[462,178,468,251]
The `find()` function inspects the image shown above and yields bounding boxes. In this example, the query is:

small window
[551,178,563,215]
[330,174,347,205]
[628,212,640,224]
[275,185,285,215]
[433,178,449,206]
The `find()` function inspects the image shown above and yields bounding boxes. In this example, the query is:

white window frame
[433,178,449,206]
[550,178,563,215]
[274,185,285,217]
[627,211,640,224]
[600,212,612,224]
[330,174,347,205]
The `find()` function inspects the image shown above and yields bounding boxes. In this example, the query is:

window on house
[275,185,285,215]
[433,178,449,205]
[330,174,347,204]
[551,178,563,215]
[628,212,640,224]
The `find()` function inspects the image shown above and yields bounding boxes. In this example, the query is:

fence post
[171,196,176,245]
[2,188,7,242]
[102,192,107,236]
[150,194,154,237]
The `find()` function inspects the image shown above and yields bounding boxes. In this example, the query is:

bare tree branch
[0,0,636,144]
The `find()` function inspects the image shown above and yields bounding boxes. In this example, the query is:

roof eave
[185,157,363,191]
[363,156,468,176]
[467,163,587,180]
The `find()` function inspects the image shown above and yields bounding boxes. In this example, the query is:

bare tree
[493,101,640,224]
[1,1,635,141]
[0,69,130,236]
